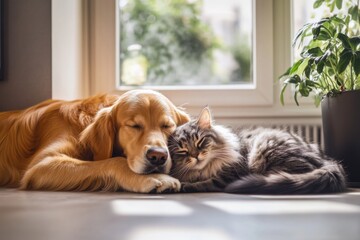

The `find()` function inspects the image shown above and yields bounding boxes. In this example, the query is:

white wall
[51,0,89,100]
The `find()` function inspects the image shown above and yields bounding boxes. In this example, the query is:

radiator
[219,119,324,149]
[269,124,323,149]
[237,124,324,149]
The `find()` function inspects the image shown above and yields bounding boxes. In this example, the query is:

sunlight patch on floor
[203,200,360,215]
[348,191,360,195]
[127,227,231,240]
[111,200,192,216]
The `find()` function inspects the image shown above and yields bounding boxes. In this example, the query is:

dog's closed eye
[126,123,144,130]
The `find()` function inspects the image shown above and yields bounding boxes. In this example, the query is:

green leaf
[354,51,360,76]
[317,29,331,40]
[349,37,360,49]
[314,94,322,107]
[300,49,310,58]
[294,91,299,106]
[289,60,303,75]
[297,58,310,75]
[330,16,345,25]
[348,6,359,22]
[284,75,301,84]
[338,33,351,49]
[280,76,301,105]
[330,1,336,12]
[317,61,325,73]
[308,47,324,56]
[284,77,295,84]
[293,23,312,46]
[318,17,331,24]
[305,80,316,87]
[337,49,353,74]
[326,53,337,66]
[312,24,322,39]
[335,76,342,86]
[322,50,331,59]
[313,0,325,8]
[335,0,343,9]
[305,65,311,78]
[280,84,287,105]
[299,81,310,97]
[316,50,331,70]
[308,40,324,49]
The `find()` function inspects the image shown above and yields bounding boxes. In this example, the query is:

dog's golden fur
[0,90,190,192]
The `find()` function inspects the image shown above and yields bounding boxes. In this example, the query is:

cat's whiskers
[172,162,192,181]
[177,168,191,182]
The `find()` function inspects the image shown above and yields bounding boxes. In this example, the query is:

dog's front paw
[137,174,181,193]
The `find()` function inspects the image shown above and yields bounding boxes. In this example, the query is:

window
[118,0,253,87]
[54,0,320,120]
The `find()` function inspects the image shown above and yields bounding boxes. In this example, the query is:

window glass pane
[119,0,253,86]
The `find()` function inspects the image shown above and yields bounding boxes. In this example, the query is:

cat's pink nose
[146,147,168,166]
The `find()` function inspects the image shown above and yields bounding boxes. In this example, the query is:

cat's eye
[161,124,174,129]
[176,150,189,156]
[197,137,207,149]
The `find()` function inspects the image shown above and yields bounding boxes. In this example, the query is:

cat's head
[168,107,218,179]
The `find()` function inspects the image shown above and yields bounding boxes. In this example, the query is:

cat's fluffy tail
[225,161,347,194]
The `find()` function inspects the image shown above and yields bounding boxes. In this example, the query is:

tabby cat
[168,107,347,194]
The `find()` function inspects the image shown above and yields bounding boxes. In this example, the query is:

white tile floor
[0,188,359,240]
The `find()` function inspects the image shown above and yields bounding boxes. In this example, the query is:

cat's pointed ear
[197,107,212,129]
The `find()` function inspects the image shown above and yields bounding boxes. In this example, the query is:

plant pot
[321,90,360,187]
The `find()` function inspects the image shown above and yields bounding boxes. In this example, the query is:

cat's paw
[180,182,198,193]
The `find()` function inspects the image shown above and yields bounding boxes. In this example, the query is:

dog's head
[80,90,190,174]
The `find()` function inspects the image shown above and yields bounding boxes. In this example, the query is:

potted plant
[280,0,360,186]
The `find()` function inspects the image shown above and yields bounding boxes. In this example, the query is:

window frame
[53,0,321,120]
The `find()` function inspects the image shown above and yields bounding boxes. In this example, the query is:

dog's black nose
[146,147,168,166]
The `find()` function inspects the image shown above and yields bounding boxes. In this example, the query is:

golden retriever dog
[0,90,190,193]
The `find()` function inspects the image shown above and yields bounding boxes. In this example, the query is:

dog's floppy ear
[162,97,190,126]
[80,107,115,160]
[173,106,190,126]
